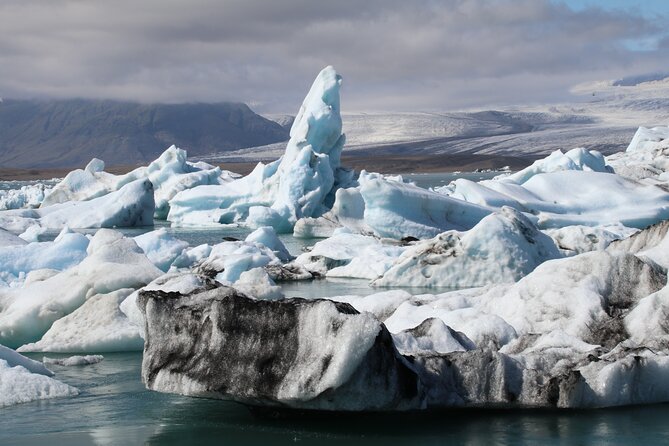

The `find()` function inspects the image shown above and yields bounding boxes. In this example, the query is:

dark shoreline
[0,153,539,180]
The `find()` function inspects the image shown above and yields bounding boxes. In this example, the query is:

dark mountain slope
[0,99,289,168]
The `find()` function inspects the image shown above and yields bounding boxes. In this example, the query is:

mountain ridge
[0,99,289,168]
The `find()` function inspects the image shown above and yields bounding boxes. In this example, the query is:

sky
[1,0,668,113]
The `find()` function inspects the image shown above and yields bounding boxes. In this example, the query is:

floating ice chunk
[295,229,406,279]
[374,207,560,288]
[244,226,292,262]
[18,289,143,353]
[443,170,669,230]
[0,344,78,407]
[495,148,611,185]
[0,358,78,407]
[294,186,368,238]
[0,178,155,232]
[607,126,669,180]
[234,267,284,300]
[139,289,417,411]
[0,227,89,287]
[543,224,638,254]
[196,238,284,283]
[0,229,161,348]
[43,355,104,366]
[134,229,189,272]
[0,183,51,210]
[168,67,353,232]
[0,343,53,376]
[359,171,492,239]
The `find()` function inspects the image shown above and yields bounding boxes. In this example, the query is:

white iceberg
[133,229,189,272]
[0,344,78,407]
[0,178,155,232]
[492,147,612,185]
[43,355,104,366]
[0,227,89,287]
[42,145,233,219]
[373,207,561,288]
[0,182,51,210]
[0,229,161,348]
[607,125,669,181]
[294,229,406,280]
[18,288,143,353]
[439,170,669,230]
[168,66,354,232]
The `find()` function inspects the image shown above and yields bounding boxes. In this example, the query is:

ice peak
[289,65,344,156]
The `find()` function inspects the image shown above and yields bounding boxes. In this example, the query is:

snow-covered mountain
[217,76,669,165]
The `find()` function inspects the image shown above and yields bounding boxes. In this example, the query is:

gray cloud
[0,0,667,112]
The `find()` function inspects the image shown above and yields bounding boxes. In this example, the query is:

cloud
[0,0,666,112]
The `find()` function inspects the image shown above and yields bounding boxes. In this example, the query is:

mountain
[0,99,289,168]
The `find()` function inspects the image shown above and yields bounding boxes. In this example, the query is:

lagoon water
[4,171,669,445]
[5,351,669,446]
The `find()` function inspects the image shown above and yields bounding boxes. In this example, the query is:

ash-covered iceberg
[168,66,355,232]
[139,286,421,411]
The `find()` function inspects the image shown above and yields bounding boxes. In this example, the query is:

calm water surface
[4,352,669,445]
[4,171,669,445]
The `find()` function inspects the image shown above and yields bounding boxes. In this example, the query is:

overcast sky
[1,0,668,113]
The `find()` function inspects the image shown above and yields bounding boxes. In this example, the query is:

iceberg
[0,227,89,287]
[133,229,189,272]
[0,178,155,232]
[43,355,104,366]
[0,182,51,211]
[139,286,420,411]
[373,207,561,288]
[294,229,406,279]
[438,170,669,230]
[42,145,233,219]
[607,125,669,181]
[0,229,161,348]
[0,344,78,407]
[491,147,612,185]
[18,288,143,353]
[168,66,355,232]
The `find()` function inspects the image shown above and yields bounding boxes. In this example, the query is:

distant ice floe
[0,183,51,211]
[43,355,104,366]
